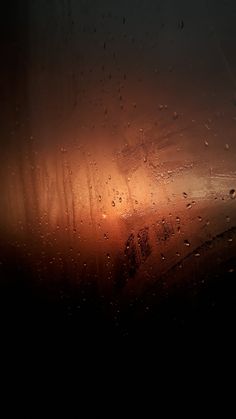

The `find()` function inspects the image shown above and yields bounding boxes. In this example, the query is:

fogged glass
[1,0,236,302]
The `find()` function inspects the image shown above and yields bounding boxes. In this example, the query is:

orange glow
[1,133,236,297]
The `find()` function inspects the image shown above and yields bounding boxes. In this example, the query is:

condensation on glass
[1,0,236,301]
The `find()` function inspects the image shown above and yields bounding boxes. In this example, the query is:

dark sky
[1,0,236,152]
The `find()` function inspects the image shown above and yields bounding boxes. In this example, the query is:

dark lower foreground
[0,248,236,350]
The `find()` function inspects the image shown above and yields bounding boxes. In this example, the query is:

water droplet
[186,203,192,209]
[198,216,202,222]
[111,200,115,207]
[173,111,178,119]
[225,143,230,150]
[176,216,180,223]
[226,216,230,222]
[195,252,200,257]
[204,140,209,147]
[183,192,188,198]
[184,239,190,246]
[229,189,235,199]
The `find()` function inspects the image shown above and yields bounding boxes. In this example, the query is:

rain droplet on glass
[229,189,235,199]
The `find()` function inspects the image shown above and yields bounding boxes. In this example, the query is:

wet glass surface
[1,1,236,341]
